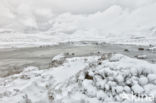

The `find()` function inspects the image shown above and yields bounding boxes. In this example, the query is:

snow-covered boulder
[135,55,147,59]
[50,53,66,67]
[147,47,156,52]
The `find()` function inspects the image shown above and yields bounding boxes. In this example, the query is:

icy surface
[0,54,156,103]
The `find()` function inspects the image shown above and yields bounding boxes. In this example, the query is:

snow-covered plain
[0,54,156,103]
[0,0,156,47]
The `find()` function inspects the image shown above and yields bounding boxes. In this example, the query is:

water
[0,41,155,77]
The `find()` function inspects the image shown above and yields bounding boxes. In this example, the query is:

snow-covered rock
[50,53,66,67]
[52,53,66,61]
[147,47,156,52]
[135,55,147,59]
[124,86,131,93]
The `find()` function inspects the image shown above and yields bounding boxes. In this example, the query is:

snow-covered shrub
[52,54,156,103]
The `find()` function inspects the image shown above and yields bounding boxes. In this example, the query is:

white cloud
[0,0,156,32]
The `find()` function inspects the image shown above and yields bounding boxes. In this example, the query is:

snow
[132,84,144,94]
[115,75,124,83]
[52,53,65,61]
[148,47,156,52]
[148,74,156,82]
[0,0,156,102]
[135,55,147,59]
[50,56,99,82]
[124,86,131,93]
[0,54,156,103]
[139,76,148,86]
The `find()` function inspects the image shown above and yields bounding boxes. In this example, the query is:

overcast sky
[0,0,156,32]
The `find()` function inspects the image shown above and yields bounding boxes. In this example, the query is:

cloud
[0,0,156,32]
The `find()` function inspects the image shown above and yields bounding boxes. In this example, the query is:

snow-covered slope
[0,54,156,103]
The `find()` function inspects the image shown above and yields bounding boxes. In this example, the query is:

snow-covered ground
[1,28,156,48]
[0,1,156,103]
[0,0,156,48]
[0,54,156,103]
